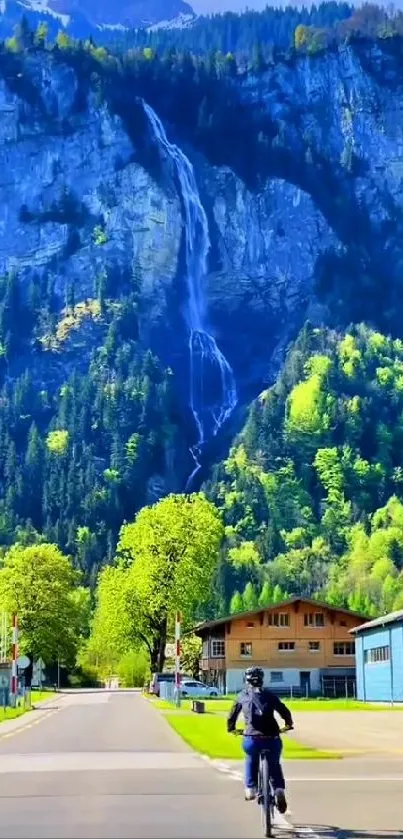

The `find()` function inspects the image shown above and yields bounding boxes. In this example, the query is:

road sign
[17,655,30,670]
[32,658,45,687]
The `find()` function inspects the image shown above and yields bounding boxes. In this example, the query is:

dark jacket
[227,687,293,738]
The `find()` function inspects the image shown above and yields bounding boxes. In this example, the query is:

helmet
[244,666,264,687]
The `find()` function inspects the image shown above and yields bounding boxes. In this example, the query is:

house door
[300,671,311,697]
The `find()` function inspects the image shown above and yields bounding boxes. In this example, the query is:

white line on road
[287,776,403,782]
[202,757,322,837]
[0,752,205,773]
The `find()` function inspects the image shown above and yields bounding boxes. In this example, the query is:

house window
[304,612,325,628]
[211,640,225,658]
[278,642,295,651]
[270,671,284,683]
[340,620,347,627]
[309,641,320,652]
[364,645,390,664]
[246,622,255,628]
[334,642,355,656]
[240,642,252,657]
[269,612,290,627]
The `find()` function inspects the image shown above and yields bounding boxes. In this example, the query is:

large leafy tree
[0,543,85,665]
[117,493,224,670]
[82,565,134,677]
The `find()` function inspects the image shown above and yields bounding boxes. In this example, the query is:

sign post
[10,615,18,708]
[174,611,181,708]
[17,655,31,707]
[0,668,10,709]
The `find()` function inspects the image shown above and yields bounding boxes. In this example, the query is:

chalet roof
[194,597,369,635]
[350,609,403,635]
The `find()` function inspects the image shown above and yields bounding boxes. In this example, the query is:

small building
[351,609,403,703]
[194,597,367,696]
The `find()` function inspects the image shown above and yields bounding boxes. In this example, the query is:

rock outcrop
[2,40,403,452]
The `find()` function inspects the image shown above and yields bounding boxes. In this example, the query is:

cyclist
[227,666,294,811]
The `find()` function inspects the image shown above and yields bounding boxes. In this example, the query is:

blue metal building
[351,610,403,702]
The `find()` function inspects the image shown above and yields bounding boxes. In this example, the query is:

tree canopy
[0,543,87,664]
[208,324,403,615]
[86,494,223,674]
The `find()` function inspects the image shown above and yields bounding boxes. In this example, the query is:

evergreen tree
[258,581,273,607]
[272,584,285,604]
[243,581,258,611]
[230,590,244,614]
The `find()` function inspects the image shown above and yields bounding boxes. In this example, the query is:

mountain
[207,324,403,616]
[2,15,403,595]
[191,0,393,9]
[0,0,195,38]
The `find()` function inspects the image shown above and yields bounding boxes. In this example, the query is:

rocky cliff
[2,39,403,480]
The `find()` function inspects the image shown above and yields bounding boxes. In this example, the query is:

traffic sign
[17,655,30,670]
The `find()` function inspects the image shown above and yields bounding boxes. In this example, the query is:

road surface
[0,691,401,838]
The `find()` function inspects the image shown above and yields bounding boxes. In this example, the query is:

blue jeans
[242,736,285,790]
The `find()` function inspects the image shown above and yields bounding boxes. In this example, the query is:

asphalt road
[0,691,401,839]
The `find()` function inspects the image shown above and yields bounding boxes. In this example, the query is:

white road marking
[210,764,403,783]
[287,776,403,782]
[202,756,322,837]
[0,752,206,773]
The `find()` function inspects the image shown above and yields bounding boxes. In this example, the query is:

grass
[149,696,403,714]
[31,690,56,706]
[164,713,340,760]
[0,689,57,725]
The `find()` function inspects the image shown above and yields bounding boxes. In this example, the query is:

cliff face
[1,42,403,469]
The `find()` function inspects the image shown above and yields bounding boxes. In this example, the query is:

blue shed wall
[356,623,403,702]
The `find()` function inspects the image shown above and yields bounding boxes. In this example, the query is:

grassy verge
[164,713,340,760]
[31,690,56,705]
[0,689,57,724]
[149,696,403,714]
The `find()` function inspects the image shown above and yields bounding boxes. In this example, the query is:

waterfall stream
[143,102,237,486]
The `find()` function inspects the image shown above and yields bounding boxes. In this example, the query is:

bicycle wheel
[258,753,272,838]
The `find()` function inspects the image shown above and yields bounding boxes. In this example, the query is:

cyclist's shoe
[275,789,287,814]
[244,787,257,801]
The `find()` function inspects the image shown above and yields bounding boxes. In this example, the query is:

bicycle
[235,727,291,838]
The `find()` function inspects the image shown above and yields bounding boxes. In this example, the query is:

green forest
[0,271,179,579]
[1,9,403,684]
[208,325,403,618]
[4,322,403,685]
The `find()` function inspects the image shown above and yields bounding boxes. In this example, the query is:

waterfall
[142,102,237,486]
